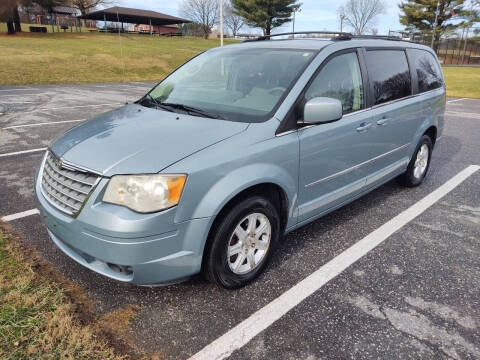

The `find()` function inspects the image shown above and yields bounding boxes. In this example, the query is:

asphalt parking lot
[1,83,479,359]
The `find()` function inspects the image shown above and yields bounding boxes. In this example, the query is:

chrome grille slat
[41,151,100,215]
[45,156,96,186]
[42,181,81,211]
[43,162,90,195]
[42,172,85,203]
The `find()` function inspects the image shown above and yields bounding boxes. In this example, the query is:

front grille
[41,152,100,215]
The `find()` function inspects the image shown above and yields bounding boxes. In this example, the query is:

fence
[388,31,480,65]
[434,39,480,65]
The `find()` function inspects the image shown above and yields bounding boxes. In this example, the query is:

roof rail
[242,32,419,44]
[243,31,352,42]
[345,35,403,41]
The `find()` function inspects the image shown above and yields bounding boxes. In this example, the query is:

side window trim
[364,47,412,106]
[407,48,444,94]
[406,48,420,95]
[276,47,365,135]
[357,48,374,108]
[303,49,366,113]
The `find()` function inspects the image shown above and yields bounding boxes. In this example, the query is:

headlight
[103,174,186,213]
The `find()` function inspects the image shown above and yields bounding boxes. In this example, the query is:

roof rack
[243,31,352,42]
[243,32,414,43]
[346,35,403,41]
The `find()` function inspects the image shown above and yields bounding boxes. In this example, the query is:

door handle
[376,118,391,126]
[356,122,372,132]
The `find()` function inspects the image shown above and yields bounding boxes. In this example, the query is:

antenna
[116,11,128,104]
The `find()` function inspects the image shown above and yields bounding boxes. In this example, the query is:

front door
[297,50,374,223]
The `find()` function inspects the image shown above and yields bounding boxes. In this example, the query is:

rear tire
[397,135,433,187]
[203,195,280,289]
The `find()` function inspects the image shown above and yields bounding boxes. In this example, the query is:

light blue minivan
[35,34,445,288]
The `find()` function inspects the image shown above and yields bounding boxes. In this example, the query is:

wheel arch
[424,125,438,147]
[200,181,291,272]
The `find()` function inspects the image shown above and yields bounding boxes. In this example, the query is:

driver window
[305,52,364,114]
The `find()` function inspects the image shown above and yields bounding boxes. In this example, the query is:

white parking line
[1,209,39,222]
[2,119,85,130]
[0,148,47,158]
[21,103,123,113]
[447,98,468,103]
[445,111,480,119]
[26,103,125,112]
[189,165,480,360]
[0,94,41,97]
[0,88,33,92]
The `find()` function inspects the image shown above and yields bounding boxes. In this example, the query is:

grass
[0,224,152,359]
[0,31,235,85]
[0,31,479,99]
[442,66,480,99]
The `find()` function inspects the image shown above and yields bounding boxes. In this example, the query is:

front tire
[203,195,280,289]
[397,135,433,187]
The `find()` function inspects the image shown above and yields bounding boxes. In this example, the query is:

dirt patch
[0,222,163,359]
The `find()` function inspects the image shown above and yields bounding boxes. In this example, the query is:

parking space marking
[189,165,480,360]
[0,88,34,92]
[2,119,85,130]
[0,148,47,158]
[447,98,468,103]
[20,103,123,114]
[0,94,42,97]
[445,111,480,119]
[1,209,39,222]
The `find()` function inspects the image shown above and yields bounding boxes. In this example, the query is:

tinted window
[305,52,364,114]
[366,50,411,105]
[409,49,443,92]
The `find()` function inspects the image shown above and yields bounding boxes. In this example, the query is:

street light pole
[220,0,224,46]
[431,0,441,49]
[292,8,301,38]
[293,10,295,37]
[340,15,345,33]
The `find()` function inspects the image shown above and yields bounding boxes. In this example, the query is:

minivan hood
[50,104,248,176]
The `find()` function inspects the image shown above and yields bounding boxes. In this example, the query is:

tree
[224,0,244,37]
[337,0,385,35]
[180,0,219,39]
[231,0,301,36]
[70,0,113,16]
[399,0,475,47]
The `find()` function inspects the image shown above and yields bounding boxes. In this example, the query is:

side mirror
[300,97,343,125]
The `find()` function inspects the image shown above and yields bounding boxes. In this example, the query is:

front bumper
[35,165,211,285]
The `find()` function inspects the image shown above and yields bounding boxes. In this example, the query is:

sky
[116,0,404,35]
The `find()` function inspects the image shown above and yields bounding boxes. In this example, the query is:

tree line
[2,0,479,44]
[180,0,479,42]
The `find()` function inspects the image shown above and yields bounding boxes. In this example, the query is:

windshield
[139,47,316,122]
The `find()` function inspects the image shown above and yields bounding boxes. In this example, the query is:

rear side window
[365,50,412,105]
[409,49,443,92]
[305,52,364,114]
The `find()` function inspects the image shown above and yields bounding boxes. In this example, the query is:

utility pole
[292,8,301,38]
[461,27,469,64]
[220,0,224,46]
[340,14,345,33]
[431,0,441,49]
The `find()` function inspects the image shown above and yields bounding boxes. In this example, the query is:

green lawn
[0,31,234,85]
[1,31,479,99]
[442,66,480,99]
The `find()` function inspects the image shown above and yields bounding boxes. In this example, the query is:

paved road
[1,84,479,359]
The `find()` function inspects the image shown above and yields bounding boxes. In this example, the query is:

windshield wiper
[160,102,224,119]
[142,94,175,112]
